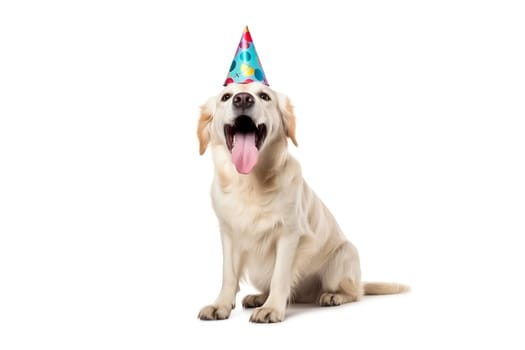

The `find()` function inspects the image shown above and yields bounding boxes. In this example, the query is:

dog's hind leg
[318,241,363,306]
[242,293,268,308]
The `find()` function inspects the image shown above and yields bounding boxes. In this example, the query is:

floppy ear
[197,99,213,155]
[278,93,298,146]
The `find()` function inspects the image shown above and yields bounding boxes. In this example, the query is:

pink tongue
[231,133,259,174]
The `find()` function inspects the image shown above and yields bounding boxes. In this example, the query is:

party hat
[224,26,268,86]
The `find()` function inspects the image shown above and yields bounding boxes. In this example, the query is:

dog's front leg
[250,234,299,323]
[198,232,239,320]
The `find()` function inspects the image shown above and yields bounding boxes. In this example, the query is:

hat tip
[244,25,249,32]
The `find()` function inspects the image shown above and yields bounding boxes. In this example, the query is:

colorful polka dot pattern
[224,26,268,86]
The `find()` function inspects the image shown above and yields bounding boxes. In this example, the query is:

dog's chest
[212,184,285,238]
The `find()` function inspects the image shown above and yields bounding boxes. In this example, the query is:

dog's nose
[232,93,254,109]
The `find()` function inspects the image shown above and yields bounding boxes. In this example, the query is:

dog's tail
[363,282,410,295]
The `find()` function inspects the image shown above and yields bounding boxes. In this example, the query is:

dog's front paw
[198,304,232,321]
[249,307,284,323]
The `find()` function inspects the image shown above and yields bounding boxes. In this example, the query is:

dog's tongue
[231,133,258,174]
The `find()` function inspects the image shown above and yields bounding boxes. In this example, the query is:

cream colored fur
[197,83,408,323]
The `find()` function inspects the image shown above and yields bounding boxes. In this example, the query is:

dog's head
[197,83,298,174]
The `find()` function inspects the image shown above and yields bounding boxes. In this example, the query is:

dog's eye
[259,92,271,101]
[221,93,232,102]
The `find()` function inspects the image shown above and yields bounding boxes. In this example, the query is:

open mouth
[224,115,267,174]
[224,115,267,152]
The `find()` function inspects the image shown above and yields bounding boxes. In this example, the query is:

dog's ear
[278,93,298,146]
[197,98,214,155]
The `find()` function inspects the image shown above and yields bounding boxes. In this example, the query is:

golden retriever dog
[196,82,408,323]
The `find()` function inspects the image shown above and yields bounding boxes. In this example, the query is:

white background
[1,0,524,349]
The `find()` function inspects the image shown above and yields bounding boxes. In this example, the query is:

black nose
[232,93,254,109]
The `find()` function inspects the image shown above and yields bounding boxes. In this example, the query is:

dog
[196,82,408,323]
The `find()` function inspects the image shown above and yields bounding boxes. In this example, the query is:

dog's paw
[198,304,232,321]
[242,294,267,308]
[319,292,346,306]
[249,307,284,323]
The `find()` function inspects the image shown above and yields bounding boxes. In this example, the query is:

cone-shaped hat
[224,26,268,86]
